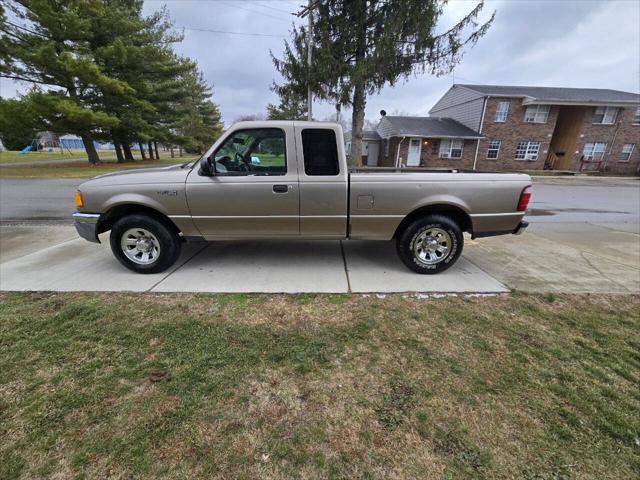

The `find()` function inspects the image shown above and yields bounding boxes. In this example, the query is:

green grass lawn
[1,292,638,479]
[0,148,198,179]
[0,149,119,164]
[0,156,198,179]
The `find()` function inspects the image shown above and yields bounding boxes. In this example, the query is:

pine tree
[266,82,308,120]
[174,69,223,154]
[0,96,39,149]
[0,0,127,163]
[0,1,222,162]
[87,1,191,161]
[273,0,494,165]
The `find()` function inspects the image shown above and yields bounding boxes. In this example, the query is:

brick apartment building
[371,84,640,174]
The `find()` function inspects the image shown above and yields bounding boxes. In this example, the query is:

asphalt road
[0,178,80,222]
[528,177,640,227]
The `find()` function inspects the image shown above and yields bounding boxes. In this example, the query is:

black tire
[110,214,181,274]
[396,214,463,274]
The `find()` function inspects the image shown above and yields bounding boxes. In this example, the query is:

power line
[147,0,299,2]
[181,26,287,38]
[4,19,49,39]
[145,0,300,2]
[253,1,298,14]
[220,0,292,22]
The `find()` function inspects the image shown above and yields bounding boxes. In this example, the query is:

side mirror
[198,156,216,176]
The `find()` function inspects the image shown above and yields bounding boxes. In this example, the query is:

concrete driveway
[0,225,506,293]
[1,175,638,293]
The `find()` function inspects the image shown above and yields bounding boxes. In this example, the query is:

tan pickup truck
[73,121,531,274]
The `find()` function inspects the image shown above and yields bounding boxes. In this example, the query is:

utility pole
[307,0,313,121]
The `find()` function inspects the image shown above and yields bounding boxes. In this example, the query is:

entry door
[366,142,379,166]
[407,138,421,166]
[186,126,300,239]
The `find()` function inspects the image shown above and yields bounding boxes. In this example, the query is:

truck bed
[349,166,474,174]
[347,169,531,239]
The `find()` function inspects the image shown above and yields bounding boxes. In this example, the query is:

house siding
[430,85,484,112]
[376,116,397,139]
[475,97,559,171]
[430,99,485,131]
[429,86,485,131]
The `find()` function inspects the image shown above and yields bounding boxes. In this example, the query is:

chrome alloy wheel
[120,228,161,265]
[413,227,452,265]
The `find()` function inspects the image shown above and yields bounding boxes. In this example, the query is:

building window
[515,141,540,161]
[633,107,640,124]
[486,140,501,159]
[620,143,635,162]
[524,105,550,123]
[592,107,618,124]
[582,142,607,161]
[439,139,464,159]
[494,101,509,122]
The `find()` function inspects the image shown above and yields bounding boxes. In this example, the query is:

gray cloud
[143,0,303,123]
[2,0,639,128]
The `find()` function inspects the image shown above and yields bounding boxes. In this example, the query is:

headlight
[74,191,84,208]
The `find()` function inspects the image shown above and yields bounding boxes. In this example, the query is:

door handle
[272,184,288,193]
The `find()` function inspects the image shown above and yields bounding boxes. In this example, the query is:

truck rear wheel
[396,214,463,274]
[110,214,181,274]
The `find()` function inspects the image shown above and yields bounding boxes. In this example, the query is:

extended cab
[73,121,531,274]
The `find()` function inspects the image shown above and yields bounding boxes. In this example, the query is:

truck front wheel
[110,214,181,274]
[396,214,463,274]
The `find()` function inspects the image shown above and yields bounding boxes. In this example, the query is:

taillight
[517,186,532,212]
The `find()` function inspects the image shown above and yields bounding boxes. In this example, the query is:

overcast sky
[2,0,639,127]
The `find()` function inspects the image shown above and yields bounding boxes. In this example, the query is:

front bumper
[73,213,101,243]
[513,220,529,235]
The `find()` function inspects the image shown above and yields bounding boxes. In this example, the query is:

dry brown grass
[0,292,638,479]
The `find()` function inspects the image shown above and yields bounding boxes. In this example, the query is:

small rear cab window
[301,128,340,176]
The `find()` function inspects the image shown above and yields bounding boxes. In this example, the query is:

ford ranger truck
[72,121,531,274]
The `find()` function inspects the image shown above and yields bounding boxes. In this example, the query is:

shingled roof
[459,84,640,105]
[377,116,483,139]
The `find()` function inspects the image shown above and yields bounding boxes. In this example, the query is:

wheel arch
[97,203,182,238]
[393,203,472,238]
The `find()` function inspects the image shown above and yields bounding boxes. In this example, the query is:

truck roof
[231,120,342,129]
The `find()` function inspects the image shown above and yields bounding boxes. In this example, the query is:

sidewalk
[1,223,638,294]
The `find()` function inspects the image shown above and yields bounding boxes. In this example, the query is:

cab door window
[213,128,286,176]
